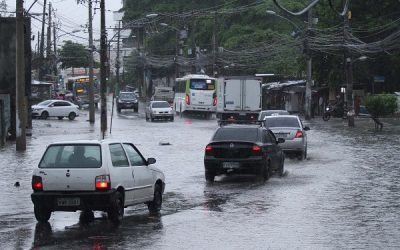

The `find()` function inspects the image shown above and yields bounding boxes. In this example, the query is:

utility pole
[344,10,355,127]
[115,20,121,95]
[100,0,107,138]
[88,0,95,123]
[304,9,312,120]
[46,2,51,59]
[16,0,26,151]
[53,21,57,76]
[39,0,46,80]
[212,11,217,77]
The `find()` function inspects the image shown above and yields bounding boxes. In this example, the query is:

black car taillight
[205,145,213,156]
[252,145,262,155]
[32,175,43,191]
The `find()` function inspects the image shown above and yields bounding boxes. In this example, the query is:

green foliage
[364,94,397,118]
[58,41,90,69]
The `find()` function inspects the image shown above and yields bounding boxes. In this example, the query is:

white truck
[216,77,262,121]
[151,86,175,106]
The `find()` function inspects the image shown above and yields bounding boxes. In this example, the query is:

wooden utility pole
[88,0,95,123]
[16,0,26,151]
[100,0,107,138]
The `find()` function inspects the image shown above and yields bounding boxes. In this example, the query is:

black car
[116,92,139,113]
[204,124,285,182]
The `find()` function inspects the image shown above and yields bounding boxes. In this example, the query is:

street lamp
[158,23,181,78]
[345,55,368,126]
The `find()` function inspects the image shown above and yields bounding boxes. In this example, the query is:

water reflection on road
[1,110,400,249]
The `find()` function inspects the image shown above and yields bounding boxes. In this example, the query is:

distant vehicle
[116,92,138,113]
[151,87,174,106]
[31,100,79,120]
[216,77,262,121]
[31,140,165,223]
[66,76,100,108]
[145,101,174,122]
[174,74,217,119]
[204,123,285,182]
[263,115,310,160]
[258,110,289,120]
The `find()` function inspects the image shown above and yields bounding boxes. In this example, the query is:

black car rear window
[264,117,300,128]
[213,128,258,141]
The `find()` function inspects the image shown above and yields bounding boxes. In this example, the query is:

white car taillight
[95,175,111,190]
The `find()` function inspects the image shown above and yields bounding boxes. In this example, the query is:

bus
[174,74,217,118]
[66,76,100,107]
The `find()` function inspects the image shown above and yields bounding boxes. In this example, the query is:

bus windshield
[190,79,215,90]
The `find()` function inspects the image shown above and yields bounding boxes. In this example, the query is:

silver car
[258,110,289,120]
[145,101,174,122]
[263,115,310,160]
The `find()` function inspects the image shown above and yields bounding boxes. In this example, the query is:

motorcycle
[322,104,347,121]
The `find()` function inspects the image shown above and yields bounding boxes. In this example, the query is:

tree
[0,0,7,16]
[58,40,90,69]
[364,94,397,130]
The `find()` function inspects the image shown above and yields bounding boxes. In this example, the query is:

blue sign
[373,76,385,83]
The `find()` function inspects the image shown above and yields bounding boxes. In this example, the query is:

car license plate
[223,162,240,169]
[276,133,288,138]
[57,197,80,206]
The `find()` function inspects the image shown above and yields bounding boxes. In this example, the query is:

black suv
[204,124,285,182]
[116,92,139,113]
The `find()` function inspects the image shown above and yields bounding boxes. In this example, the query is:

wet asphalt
[1,102,400,250]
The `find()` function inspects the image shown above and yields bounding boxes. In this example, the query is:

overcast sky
[4,0,123,49]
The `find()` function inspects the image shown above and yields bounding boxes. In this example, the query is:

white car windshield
[37,100,53,106]
[152,102,170,108]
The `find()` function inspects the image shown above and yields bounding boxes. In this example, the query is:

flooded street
[1,106,400,249]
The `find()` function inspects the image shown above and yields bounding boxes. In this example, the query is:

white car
[145,101,174,122]
[31,140,166,223]
[263,115,310,160]
[31,100,79,120]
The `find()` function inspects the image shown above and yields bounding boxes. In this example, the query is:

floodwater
[1,104,400,249]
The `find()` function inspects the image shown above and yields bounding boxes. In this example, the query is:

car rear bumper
[280,140,306,153]
[117,103,138,109]
[204,157,264,175]
[31,189,118,212]
[152,114,174,119]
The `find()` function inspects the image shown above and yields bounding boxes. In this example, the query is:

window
[123,143,145,166]
[214,128,258,141]
[264,117,300,128]
[39,144,101,168]
[109,143,129,167]
[152,101,170,108]
[190,79,215,90]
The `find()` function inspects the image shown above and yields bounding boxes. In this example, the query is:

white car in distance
[31,100,79,120]
[31,140,166,224]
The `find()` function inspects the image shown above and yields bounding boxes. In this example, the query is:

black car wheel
[205,170,215,182]
[68,112,76,120]
[147,184,162,215]
[34,204,51,222]
[108,192,124,224]
[259,161,270,181]
[40,111,49,120]
[297,151,305,160]
[278,158,285,177]
[117,108,121,113]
